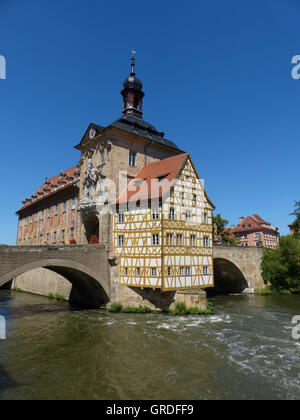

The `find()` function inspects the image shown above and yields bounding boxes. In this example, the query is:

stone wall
[113,283,207,311]
[12,268,72,300]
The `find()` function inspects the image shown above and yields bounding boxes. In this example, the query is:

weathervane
[131,49,136,76]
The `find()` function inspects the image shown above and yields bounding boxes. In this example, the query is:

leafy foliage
[107,302,123,313]
[261,235,300,292]
[171,301,214,315]
[290,201,300,237]
[213,213,239,245]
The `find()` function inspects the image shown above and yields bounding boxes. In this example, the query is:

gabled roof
[75,123,105,149]
[116,153,215,209]
[231,214,278,234]
[116,153,189,205]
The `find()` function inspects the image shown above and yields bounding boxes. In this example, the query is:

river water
[0,290,299,400]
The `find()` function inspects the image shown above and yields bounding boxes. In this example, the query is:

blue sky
[0,0,299,244]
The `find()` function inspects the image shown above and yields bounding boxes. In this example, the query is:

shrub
[121,305,153,313]
[48,293,66,301]
[172,301,214,315]
[107,302,123,313]
[261,235,300,292]
[173,302,188,315]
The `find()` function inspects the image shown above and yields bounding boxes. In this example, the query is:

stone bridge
[0,245,109,307]
[212,244,265,294]
[0,244,265,306]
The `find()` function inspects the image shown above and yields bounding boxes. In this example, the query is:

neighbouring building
[15,54,215,301]
[230,214,279,248]
[289,221,299,236]
[17,167,80,246]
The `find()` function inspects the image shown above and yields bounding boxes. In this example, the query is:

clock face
[89,128,96,139]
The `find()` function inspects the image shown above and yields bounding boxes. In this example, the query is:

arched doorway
[83,215,99,244]
[207,258,249,296]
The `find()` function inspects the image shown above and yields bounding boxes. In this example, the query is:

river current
[0,291,299,400]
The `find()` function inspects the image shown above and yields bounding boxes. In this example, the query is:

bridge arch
[209,257,249,295]
[0,258,109,307]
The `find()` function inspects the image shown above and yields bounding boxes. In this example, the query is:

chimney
[239,216,245,226]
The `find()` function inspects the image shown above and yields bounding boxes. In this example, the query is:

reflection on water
[0,291,300,400]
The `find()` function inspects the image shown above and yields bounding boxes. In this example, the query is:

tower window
[118,213,124,223]
[100,150,105,166]
[118,236,124,246]
[129,151,137,167]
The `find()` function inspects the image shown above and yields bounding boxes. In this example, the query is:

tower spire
[131,50,136,76]
[121,51,145,118]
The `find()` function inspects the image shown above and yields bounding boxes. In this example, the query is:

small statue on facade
[86,158,98,186]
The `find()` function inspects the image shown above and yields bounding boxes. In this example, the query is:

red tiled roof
[18,166,80,212]
[231,214,277,234]
[116,154,189,205]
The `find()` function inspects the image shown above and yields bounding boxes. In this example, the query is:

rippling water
[0,291,299,400]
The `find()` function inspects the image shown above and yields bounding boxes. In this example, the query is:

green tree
[261,235,300,292]
[213,213,239,245]
[290,201,300,237]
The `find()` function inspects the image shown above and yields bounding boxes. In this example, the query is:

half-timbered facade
[114,153,214,291]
